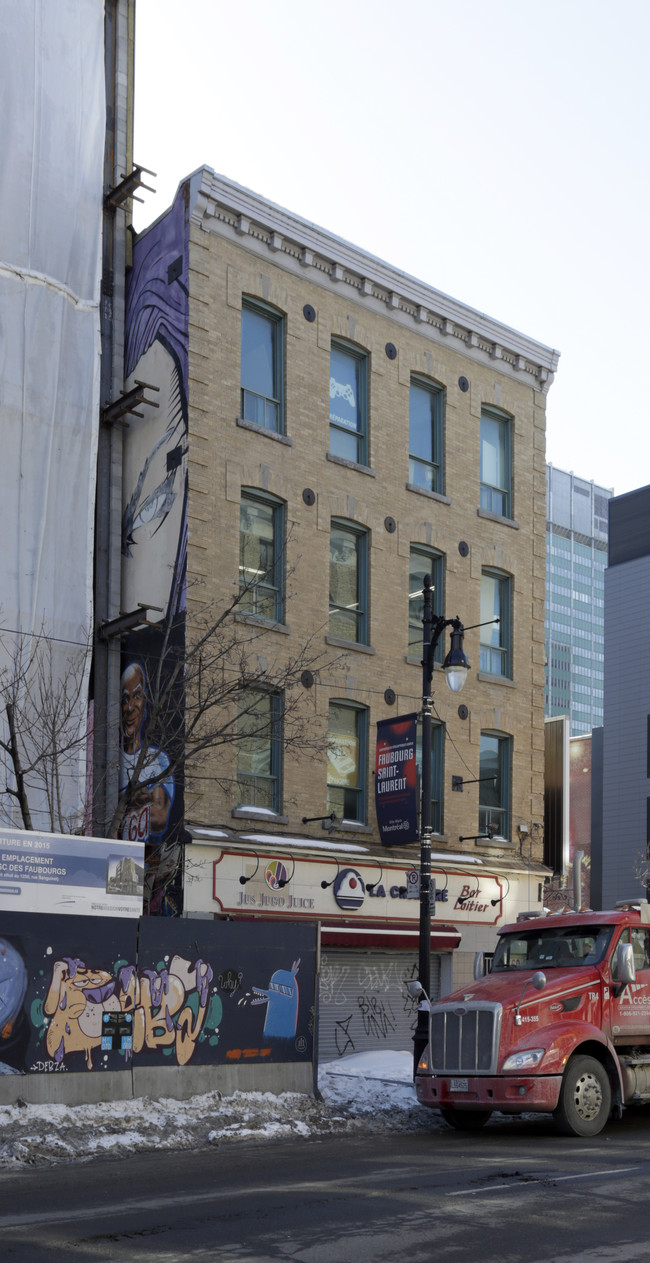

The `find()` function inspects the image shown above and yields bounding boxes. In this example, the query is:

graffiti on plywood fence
[0,913,315,1076]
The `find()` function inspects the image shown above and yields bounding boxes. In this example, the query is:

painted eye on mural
[130,472,177,537]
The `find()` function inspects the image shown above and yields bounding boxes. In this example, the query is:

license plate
[450,1077,468,1092]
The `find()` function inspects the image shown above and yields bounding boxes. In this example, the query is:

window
[239,490,284,621]
[479,733,511,840]
[480,569,511,677]
[327,701,367,823]
[409,376,443,493]
[480,406,511,517]
[416,720,444,835]
[237,689,282,812]
[408,546,444,660]
[612,927,650,977]
[240,299,284,432]
[329,340,368,464]
[329,520,368,644]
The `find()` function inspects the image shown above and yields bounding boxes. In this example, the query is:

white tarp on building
[0,1,105,827]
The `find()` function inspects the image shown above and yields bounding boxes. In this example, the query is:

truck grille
[430,1002,502,1075]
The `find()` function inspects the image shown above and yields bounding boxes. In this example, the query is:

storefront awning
[321,923,462,951]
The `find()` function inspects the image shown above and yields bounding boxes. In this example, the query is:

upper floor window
[480,569,511,677]
[408,546,444,660]
[480,406,511,517]
[329,520,368,644]
[237,688,282,813]
[479,732,511,840]
[327,700,368,823]
[409,376,443,494]
[240,298,284,432]
[329,340,368,464]
[239,489,284,621]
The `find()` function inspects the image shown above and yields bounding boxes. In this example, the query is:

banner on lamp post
[375,713,419,847]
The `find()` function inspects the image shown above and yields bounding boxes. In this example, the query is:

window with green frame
[240,298,284,432]
[329,340,368,464]
[239,489,284,621]
[329,519,368,644]
[408,546,444,660]
[480,405,511,517]
[327,701,368,823]
[478,732,511,839]
[236,689,282,812]
[480,569,511,677]
[409,376,443,493]
[416,720,444,835]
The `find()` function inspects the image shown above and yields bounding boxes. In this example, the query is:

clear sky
[133,0,650,497]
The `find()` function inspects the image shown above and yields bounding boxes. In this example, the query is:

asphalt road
[3,1109,650,1262]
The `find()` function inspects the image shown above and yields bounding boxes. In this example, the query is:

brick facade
[180,170,557,869]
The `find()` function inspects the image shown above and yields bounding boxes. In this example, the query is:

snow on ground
[0,1051,444,1169]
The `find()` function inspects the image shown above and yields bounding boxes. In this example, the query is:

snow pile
[0,1051,442,1168]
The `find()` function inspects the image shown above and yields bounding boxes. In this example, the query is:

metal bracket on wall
[104,164,157,209]
[96,604,163,641]
[101,380,160,426]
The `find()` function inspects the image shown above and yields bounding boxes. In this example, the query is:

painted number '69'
[123,806,150,842]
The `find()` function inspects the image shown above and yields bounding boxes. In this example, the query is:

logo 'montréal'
[333,867,366,910]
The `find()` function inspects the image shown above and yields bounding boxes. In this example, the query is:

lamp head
[443,622,470,694]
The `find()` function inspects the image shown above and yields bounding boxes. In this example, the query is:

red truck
[411,901,650,1136]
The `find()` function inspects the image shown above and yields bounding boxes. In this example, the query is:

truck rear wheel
[554,1055,611,1137]
[441,1107,492,1131]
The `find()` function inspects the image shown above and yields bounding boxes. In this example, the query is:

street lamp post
[413,575,470,1074]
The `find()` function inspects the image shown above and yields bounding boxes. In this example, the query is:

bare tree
[0,564,340,850]
[106,583,336,841]
[0,627,91,832]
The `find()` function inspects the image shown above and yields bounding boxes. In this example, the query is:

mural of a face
[121,662,146,754]
[122,339,187,617]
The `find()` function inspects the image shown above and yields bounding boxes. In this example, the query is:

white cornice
[190,168,560,393]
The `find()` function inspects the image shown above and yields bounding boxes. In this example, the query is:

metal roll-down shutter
[318,948,442,1064]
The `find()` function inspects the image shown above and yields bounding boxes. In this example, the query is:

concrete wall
[0,1061,313,1108]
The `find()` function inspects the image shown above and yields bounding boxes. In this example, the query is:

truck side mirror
[615,941,636,994]
[407,980,424,1000]
[473,951,485,980]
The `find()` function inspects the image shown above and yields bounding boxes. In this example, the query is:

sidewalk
[0,1051,442,1168]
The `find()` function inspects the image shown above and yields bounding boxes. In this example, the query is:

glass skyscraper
[545,464,612,735]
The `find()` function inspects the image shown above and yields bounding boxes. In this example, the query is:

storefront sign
[375,713,418,846]
[212,850,503,926]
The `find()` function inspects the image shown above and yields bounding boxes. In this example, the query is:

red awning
[320,923,462,951]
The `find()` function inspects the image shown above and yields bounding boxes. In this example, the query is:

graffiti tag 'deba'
[43,955,213,1070]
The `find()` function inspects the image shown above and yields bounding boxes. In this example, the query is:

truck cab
[413,902,650,1136]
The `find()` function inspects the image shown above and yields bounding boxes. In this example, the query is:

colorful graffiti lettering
[1,914,315,1075]
[42,954,215,1070]
[119,955,215,1065]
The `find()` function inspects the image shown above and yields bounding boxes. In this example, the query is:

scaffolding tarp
[0,1,105,826]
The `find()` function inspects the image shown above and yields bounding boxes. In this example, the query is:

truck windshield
[491,924,614,971]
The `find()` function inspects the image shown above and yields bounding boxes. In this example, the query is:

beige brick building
[124,169,559,1056]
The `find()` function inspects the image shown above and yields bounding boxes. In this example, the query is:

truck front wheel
[441,1107,492,1131]
[554,1055,611,1137]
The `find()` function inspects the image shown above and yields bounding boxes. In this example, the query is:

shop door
[318,949,441,1064]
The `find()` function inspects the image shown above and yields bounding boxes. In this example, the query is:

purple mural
[122,189,190,914]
